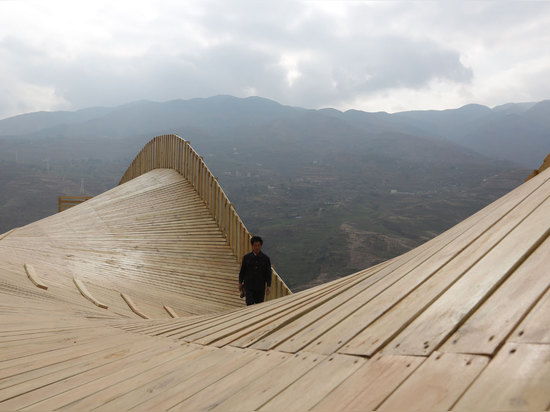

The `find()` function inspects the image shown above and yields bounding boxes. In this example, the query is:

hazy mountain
[387,102,550,167]
[0,95,544,288]
[492,102,536,115]
[0,106,117,136]
[1,95,547,167]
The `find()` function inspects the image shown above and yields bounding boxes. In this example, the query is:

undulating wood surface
[119,134,291,299]
[1,137,550,410]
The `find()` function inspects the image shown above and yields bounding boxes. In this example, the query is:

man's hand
[265,286,270,295]
[238,283,243,292]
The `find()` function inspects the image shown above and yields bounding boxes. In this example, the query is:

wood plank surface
[211,352,327,411]
[453,343,550,411]
[383,193,550,356]
[57,345,216,411]
[442,236,550,355]
[310,354,424,411]
[0,338,155,405]
[131,348,265,411]
[377,352,488,411]
[172,350,292,411]
[258,353,366,411]
[9,340,190,410]
[509,287,550,345]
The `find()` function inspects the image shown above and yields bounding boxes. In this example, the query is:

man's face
[252,241,262,255]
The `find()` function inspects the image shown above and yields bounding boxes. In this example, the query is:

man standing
[239,235,271,305]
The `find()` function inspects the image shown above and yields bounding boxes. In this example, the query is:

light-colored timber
[24,263,48,290]
[58,195,93,212]
[164,305,179,318]
[74,278,109,309]
[121,293,149,319]
[119,134,290,300]
[0,136,549,410]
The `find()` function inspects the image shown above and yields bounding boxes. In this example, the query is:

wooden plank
[120,293,149,319]
[211,352,327,411]
[0,338,157,404]
[73,278,108,309]
[0,326,126,364]
[163,305,178,318]
[509,287,550,344]
[23,263,48,290]
[383,194,550,356]
[173,350,292,411]
[258,353,365,411]
[56,345,216,411]
[442,236,550,355]
[310,354,424,411]
[7,340,191,410]
[58,196,93,200]
[0,329,130,377]
[453,343,550,411]
[131,348,264,411]
[377,352,488,411]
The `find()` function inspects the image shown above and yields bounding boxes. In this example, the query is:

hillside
[0,96,536,289]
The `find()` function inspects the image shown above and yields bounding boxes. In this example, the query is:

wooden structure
[58,195,92,212]
[120,134,290,300]
[1,136,550,410]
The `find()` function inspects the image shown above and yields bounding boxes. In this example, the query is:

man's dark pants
[245,288,265,305]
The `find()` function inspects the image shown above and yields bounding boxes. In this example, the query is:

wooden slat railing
[119,134,291,300]
[58,196,92,212]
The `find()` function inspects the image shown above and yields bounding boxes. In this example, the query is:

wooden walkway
[1,137,550,410]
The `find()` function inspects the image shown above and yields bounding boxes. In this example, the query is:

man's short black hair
[250,235,263,245]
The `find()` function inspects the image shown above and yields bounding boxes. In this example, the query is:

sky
[1,0,550,120]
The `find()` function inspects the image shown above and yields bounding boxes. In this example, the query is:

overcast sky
[1,0,549,120]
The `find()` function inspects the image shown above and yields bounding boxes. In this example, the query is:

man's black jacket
[239,251,272,291]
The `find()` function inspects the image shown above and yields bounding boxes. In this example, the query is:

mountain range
[1,95,549,167]
[0,95,546,288]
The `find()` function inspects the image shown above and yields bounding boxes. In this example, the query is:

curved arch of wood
[0,145,549,410]
[120,134,291,300]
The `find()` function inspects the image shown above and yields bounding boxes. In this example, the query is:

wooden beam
[121,293,150,319]
[163,305,179,318]
[24,263,48,290]
[73,278,108,309]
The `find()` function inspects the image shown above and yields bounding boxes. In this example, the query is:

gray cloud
[0,1,548,119]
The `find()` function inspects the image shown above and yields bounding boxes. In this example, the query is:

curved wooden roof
[1,137,549,410]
